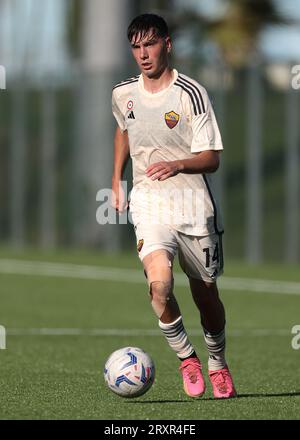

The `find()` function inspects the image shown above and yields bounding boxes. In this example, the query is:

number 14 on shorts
[203,243,219,268]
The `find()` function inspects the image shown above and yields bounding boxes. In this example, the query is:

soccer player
[111,14,236,399]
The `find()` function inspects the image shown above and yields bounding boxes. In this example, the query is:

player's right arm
[111,126,130,212]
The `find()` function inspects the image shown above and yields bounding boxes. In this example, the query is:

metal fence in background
[0,62,299,263]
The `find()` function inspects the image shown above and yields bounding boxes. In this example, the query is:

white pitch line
[0,259,300,295]
[6,328,291,337]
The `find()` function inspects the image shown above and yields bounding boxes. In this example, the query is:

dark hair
[127,14,169,43]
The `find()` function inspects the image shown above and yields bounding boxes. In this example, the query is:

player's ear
[165,36,172,53]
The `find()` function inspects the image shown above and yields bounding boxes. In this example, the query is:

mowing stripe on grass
[6,328,291,337]
[0,259,300,295]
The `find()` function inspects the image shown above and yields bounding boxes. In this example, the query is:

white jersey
[112,69,224,236]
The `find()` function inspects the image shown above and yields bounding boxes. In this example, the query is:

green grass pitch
[0,248,299,420]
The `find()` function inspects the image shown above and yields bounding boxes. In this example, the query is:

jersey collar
[138,69,178,97]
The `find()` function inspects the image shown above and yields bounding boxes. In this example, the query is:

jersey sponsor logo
[137,239,144,252]
[165,110,180,129]
[127,110,135,120]
[127,100,134,109]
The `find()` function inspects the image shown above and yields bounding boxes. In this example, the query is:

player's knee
[149,280,174,319]
[149,281,174,318]
[149,281,172,303]
[190,279,218,297]
[143,250,173,283]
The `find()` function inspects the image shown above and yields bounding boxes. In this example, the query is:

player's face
[130,31,171,79]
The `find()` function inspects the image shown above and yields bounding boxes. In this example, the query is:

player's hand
[111,179,128,212]
[146,160,183,181]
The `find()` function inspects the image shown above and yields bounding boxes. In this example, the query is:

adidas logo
[127,111,135,119]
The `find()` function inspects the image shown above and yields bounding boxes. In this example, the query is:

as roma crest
[137,239,144,252]
[165,111,180,129]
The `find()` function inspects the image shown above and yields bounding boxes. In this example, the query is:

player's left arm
[146,150,220,181]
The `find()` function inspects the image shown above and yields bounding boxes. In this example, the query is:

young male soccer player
[111,14,236,398]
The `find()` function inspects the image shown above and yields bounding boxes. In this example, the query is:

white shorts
[134,223,224,283]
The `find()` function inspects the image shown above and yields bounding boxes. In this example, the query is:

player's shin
[149,281,196,360]
[159,315,196,360]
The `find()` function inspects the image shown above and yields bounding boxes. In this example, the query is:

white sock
[159,316,195,360]
[203,327,226,371]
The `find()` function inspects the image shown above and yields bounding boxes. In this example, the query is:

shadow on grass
[236,391,300,399]
[126,391,300,404]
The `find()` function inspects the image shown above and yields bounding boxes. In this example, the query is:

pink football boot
[208,365,237,399]
[179,357,206,398]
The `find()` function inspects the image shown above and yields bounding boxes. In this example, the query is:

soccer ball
[104,346,155,398]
